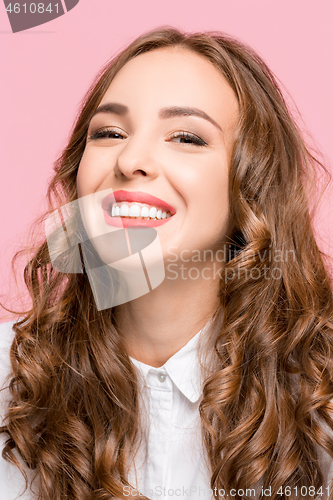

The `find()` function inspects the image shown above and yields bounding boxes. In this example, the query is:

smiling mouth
[108,201,173,220]
[101,190,176,227]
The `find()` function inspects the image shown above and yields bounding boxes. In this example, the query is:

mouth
[101,190,176,228]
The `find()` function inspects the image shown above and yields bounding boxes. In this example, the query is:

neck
[114,270,221,368]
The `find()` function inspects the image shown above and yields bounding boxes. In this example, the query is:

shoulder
[0,320,16,423]
[0,320,16,349]
[0,320,17,432]
[0,321,16,390]
[0,320,16,348]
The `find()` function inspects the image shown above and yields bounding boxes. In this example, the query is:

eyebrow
[91,102,222,132]
[159,106,222,132]
[91,102,128,118]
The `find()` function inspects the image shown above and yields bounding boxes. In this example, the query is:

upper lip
[101,190,176,215]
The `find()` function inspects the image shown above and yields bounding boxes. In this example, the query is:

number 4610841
[6,3,59,14]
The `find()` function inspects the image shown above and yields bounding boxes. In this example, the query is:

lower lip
[103,210,173,227]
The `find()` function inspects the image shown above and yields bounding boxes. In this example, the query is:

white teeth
[109,201,173,220]
[149,207,157,218]
[129,204,141,217]
[141,206,150,218]
[119,204,129,217]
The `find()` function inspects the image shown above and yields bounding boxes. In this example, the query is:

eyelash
[89,129,125,141]
[169,131,207,147]
[88,128,207,147]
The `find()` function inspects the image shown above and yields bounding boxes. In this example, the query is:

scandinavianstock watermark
[165,245,296,282]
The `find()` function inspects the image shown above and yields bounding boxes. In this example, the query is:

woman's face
[77,47,239,267]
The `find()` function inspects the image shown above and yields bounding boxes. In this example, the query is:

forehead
[100,47,239,122]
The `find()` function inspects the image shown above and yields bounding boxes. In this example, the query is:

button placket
[145,368,173,497]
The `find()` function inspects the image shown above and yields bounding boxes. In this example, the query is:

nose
[114,134,159,180]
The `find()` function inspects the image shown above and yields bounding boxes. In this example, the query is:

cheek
[209,172,230,230]
[76,162,91,198]
[190,161,230,240]
[76,149,108,197]
[184,157,229,211]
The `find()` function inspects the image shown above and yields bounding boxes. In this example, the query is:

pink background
[1,0,333,320]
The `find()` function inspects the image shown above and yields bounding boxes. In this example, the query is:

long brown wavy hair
[1,27,333,500]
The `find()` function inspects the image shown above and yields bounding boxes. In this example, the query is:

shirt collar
[130,317,213,404]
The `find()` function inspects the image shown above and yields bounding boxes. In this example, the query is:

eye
[88,128,127,141]
[169,131,207,147]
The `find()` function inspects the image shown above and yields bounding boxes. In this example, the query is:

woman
[1,27,333,500]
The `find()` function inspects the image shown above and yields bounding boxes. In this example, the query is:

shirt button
[157,372,166,383]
